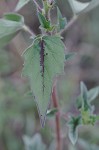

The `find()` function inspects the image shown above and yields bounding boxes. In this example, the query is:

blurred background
[0,0,99,150]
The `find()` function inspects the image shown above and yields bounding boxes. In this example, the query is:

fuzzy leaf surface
[0,13,24,48]
[22,35,65,126]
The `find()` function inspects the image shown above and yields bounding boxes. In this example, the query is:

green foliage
[76,82,99,126]
[88,86,99,102]
[80,0,99,14]
[68,116,81,145]
[23,134,46,150]
[65,53,76,60]
[22,35,65,126]
[68,0,89,14]
[0,13,24,48]
[57,7,67,32]
[15,0,30,11]
[46,108,58,118]
[38,12,54,31]
[69,0,99,14]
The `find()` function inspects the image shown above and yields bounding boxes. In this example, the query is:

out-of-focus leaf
[88,86,99,102]
[15,0,30,11]
[80,0,99,14]
[80,82,91,111]
[46,108,58,117]
[65,53,76,61]
[68,0,89,14]
[0,13,24,48]
[81,109,96,125]
[78,139,99,150]
[80,81,88,102]
[76,95,83,109]
[57,7,67,32]
[23,134,46,150]
[68,116,81,145]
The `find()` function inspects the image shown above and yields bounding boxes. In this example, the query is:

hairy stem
[23,25,35,37]
[52,80,62,150]
[33,0,42,12]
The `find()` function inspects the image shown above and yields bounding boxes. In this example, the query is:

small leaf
[68,116,81,145]
[22,35,65,127]
[80,82,91,111]
[65,53,76,60]
[15,0,30,11]
[23,134,46,150]
[38,12,53,31]
[0,13,24,48]
[57,7,67,32]
[88,86,99,102]
[76,95,83,110]
[46,108,58,117]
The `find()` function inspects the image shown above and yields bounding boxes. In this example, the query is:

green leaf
[81,109,96,125]
[88,86,99,102]
[68,116,81,145]
[23,134,46,150]
[38,12,53,31]
[57,7,67,32]
[46,108,58,117]
[65,53,76,60]
[76,95,83,110]
[80,81,90,111]
[22,35,65,127]
[15,0,30,11]
[0,13,24,48]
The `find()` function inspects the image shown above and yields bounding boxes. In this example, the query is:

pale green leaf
[0,13,24,48]
[80,81,90,111]
[46,108,58,118]
[15,0,30,11]
[22,35,65,126]
[57,7,67,32]
[88,86,99,102]
[68,116,81,145]
[23,134,46,150]
[68,0,89,14]
[65,53,76,60]
[80,0,99,14]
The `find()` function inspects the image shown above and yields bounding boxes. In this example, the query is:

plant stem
[23,25,35,37]
[52,80,62,150]
[33,0,42,12]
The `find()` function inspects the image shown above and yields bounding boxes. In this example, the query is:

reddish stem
[52,81,62,150]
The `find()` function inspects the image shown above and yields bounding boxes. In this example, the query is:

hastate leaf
[22,35,65,127]
[0,13,24,48]
[68,116,81,145]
